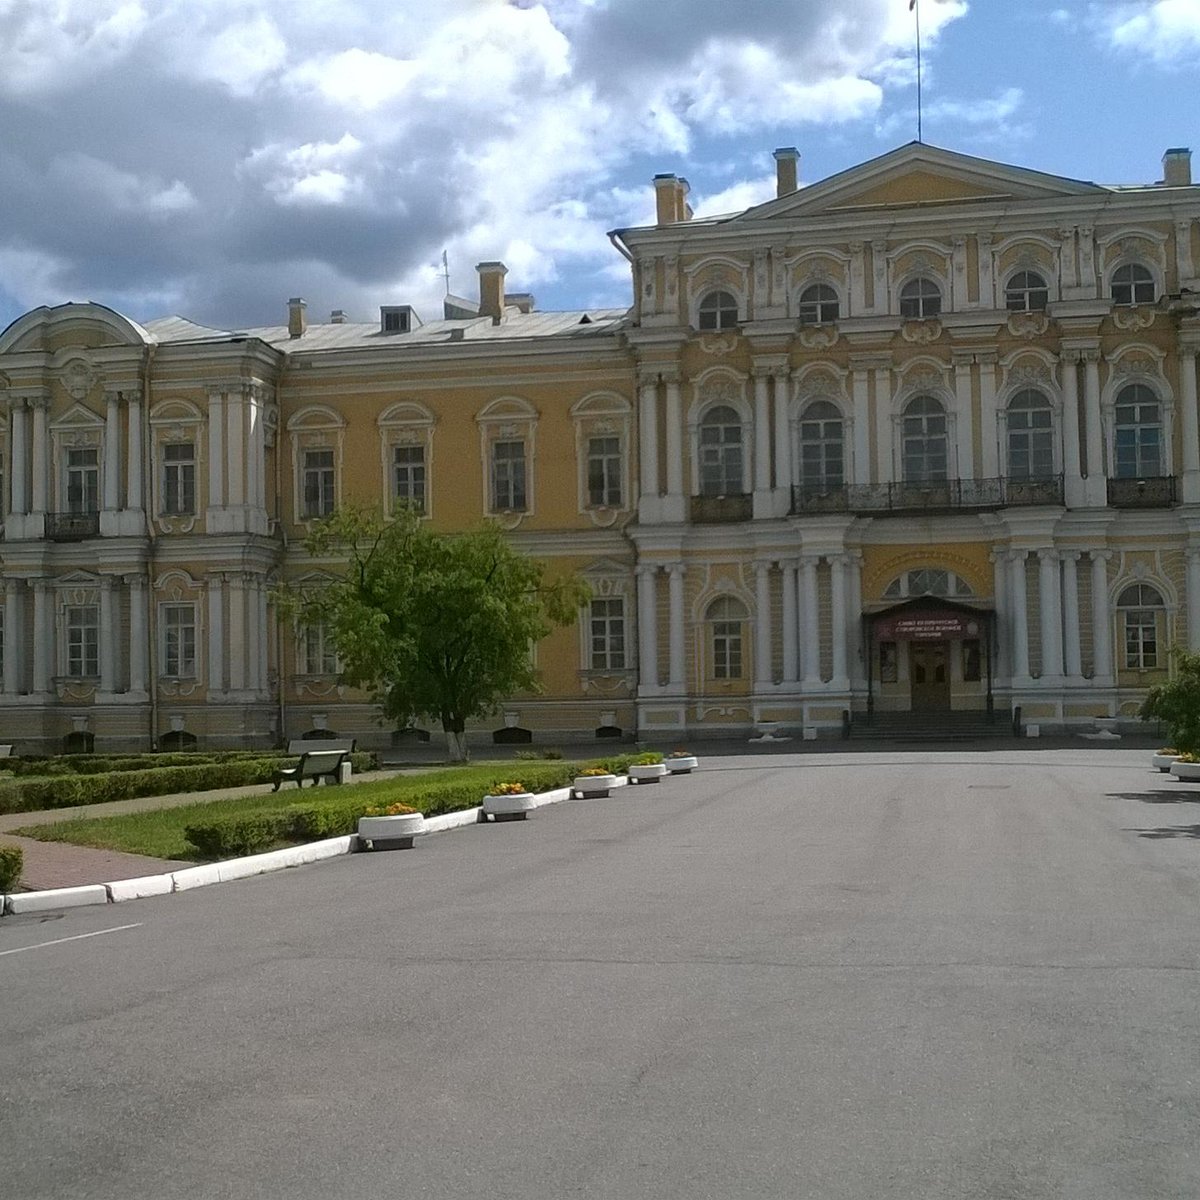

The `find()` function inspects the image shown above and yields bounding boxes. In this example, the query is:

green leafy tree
[286,508,590,761]
[1139,648,1200,754]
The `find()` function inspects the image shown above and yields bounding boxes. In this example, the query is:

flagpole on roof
[912,0,923,143]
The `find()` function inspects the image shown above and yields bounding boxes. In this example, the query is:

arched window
[697,290,739,330]
[798,400,844,490]
[1007,389,1055,480]
[882,569,974,600]
[798,283,839,325]
[1117,583,1165,669]
[1111,263,1155,306]
[1004,271,1049,312]
[899,277,942,319]
[1113,384,1162,478]
[901,396,948,482]
[706,596,747,680]
[698,405,744,495]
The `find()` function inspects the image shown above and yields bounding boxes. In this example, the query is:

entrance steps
[847,710,1012,741]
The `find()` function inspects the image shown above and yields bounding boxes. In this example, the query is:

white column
[2,583,20,694]
[801,555,821,686]
[873,366,892,483]
[128,575,148,694]
[638,376,660,503]
[227,575,247,690]
[257,583,270,693]
[126,390,143,512]
[667,564,685,689]
[754,562,772,688]
[1179,345,1200,504]
[1009,551,1030,682]
[1082,349,1106,504]
[208,390,225,510]
[207,575,225,695]
[103,392,121,511]
[953,355,974,480]
[990,551,1009,681]
[851,363,871,485]
[1037,550,1063,681]
[830,555,848,687]
[772,369,793,497]
[664,375,683,512]
[226,389,245,507]
[848,552,865,688]
[1185,549,1200,652]
[781,561,798,685]
[1061,552,1083,680]
[246,577,261,694]
[30,396,49,514]
[245,388,261,515]
[978,354,999,481]
[636,565,659,690]
[32,581,51,694]
[99,576,116,693]
[753,370,771,493]
[1060,350,1084,506]
[10,401,28,516]
[1090,552,1113,681]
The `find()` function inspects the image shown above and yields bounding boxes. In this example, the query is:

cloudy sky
[0,0,1196,333]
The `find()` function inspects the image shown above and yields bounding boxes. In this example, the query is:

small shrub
[630,752,664,766]
[1177,752,1197,764]
[1159,747,1180,756]
[0,844,22,891]
[668,749,692,759]
[488,781,530,796]
[578,767,611,777]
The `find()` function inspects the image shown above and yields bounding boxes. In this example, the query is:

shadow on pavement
[1109,790,1200,805]
[1133,824,1200,839]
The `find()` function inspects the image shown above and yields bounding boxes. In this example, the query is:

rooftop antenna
[911,0,923,143]
[434,249,450,296]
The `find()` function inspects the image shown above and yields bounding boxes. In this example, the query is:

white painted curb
[6,884,109,914]
[107,875,173,902]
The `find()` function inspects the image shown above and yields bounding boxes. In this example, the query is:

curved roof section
[0,302,154,354]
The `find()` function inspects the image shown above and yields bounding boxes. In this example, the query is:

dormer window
[899,277,942,320]
[697,290,739,331]
[380,305,417,334]
[1111,264,1155,307]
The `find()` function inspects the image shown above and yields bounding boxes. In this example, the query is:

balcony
[791,476,1064,516]
[1106,476,1177,509]
[45,511,100,542]
[689,493,753,523]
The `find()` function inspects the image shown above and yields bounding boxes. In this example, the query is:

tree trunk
[443,718,469,762]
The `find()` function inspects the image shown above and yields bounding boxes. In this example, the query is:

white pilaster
[257,582,270,693]
[128,575,148,695]
[1059,351,1084,507]
[227,575,247,691]
[636,565,659,690]
[801,555,821,686]
[848,552,865,688]
[830,555,849,688]
[663,374,684,521]
[30,396,49,515]
[1037,550,1064,681]
[10,401,28,516]
[752,369,772,516]
[1188,550,1200,653]
[1177,219,1197,284]
[1178,344,1200,504]
[990,551,1009,681]
[772,368,793,499]
[226,388,245,507]
[977,234,994,308]
[1090,552,1113,682]
[1082,349,1106,507]
[978,353,999,481]
[99,576,116,693]
[851,363,871,485]
[246,577,261,694]
[103,392,121,512]
[953,354,974,480]
[781,561,798,685]
[870,239,888,314]
[126,390,144,513]
[1059,227,1078,293]
[952,237,968,309]
[2,583,20,694]
[637,376,660,520]
[1009,551,1031,683]
[1061,552,1083,680]
[848,241,867,313]
[207,389,225,512]
[207,574,225,695]
[754,561,772,689]
[873,366,892,482]
[245,388,262,515]
[667,564,685,689]
[31,581,51,695]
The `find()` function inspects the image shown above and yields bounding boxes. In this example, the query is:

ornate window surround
[684,255,749,328]
[791,365,852,484]
[687,369,751,497]
[1101,344,1173,478]
[476,395,539,528]
[890,360,957,482]
[377,400,435,519]
[569,391,632,527]
[52,570,101,687]
[887,241,952,316]
[786,247,851,320]
[1098,228,1168,304]
[577,558,635,692]
[990,234,1060,307]
[286,405,346,525]
[998,351,1062,477]
[50,403,105,514]
[149,398,206,533]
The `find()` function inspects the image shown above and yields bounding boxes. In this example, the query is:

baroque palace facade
[0,142,1198,751]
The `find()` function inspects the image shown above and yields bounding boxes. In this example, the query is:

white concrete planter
[357,812,425,849]
[1168,761,1200,781]
[572,773,617,798]
[482,791,536,820]
[627,762,667,784]
[666,755,699,774]
[1152,753,1182,772]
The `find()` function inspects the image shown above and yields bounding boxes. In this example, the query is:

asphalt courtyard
[1,748,1198,1199]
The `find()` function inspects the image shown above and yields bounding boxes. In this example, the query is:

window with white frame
[589,597,626,670]
[798,400,844,490]
[902,396,949,482]
[707,596,746,680]
[1113,384,1163,478]
[65,605,99,677]
[302,448,336,518]
[1006,390,1055,479]
[491,440,527,511]
[882,569,974,600]
[586,436,622,508]
[1111,263,1155,306]
[1004,271,1049,312]
[1117,583,1164,669]
[392,444,426,514]
[65,448,100,514]
[162,442,196,515]
[698,406,744,495]
[899,277,942,320]
[697,290,739,331]
[298,620,340,675]
[798,283,839,325]
[162,603,197,678]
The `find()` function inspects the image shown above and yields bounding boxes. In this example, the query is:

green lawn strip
[12,758,638,862]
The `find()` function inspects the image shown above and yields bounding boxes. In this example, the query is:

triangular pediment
[737,143,1105,224]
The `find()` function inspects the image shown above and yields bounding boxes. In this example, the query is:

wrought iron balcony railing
[689,493,753,523]
[1106,476,1177,509]
[791,476,1064,516]
[45,511,100,541]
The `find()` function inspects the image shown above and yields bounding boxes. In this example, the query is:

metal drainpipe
[143,345,159,750]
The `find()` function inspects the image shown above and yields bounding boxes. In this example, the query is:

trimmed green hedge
[6,749,298,777]
[0,752,377,816]
[0,844,22,892]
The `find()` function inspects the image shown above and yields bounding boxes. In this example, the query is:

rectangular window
[66,448,100,514]
[589,598,626,671]
[162,604,197,678]
[712,620,743,679]
[392,445,426,514]
[299,622,339,675]
[302,449,336,518]
[586,437,622,507]
[879,641,898,683]
[1124,611,1158,669]
[962,638,982,683]
[65,605,99,678]
[162,442,196,515]
[491,440,527,511]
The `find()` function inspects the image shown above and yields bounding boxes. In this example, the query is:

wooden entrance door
[909,641,951,710]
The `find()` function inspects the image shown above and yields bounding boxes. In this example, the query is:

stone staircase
[846,709,1014,742]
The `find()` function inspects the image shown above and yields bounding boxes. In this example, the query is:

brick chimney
[773,147,800,197]
[477,261,508,324]
[1163,147,1192,187]
[654,174,691,224]
[287,297,307,339]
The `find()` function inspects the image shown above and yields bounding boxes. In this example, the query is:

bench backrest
[294,749,348,776]
[0,745,13,758]
[286,738,356,755]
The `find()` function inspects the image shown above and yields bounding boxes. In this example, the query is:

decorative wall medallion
[803,373,840,397]
[901,319,943,344]
[1114,353,1157,378]
[60,358,96,401]
[1009,363,1052,387]
[1007,311,1050,338]
[798,325,838,350]
[701,380,741,406]
[698,333,738,356]
[1112,307,1155,331]
[906,368,943,393]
